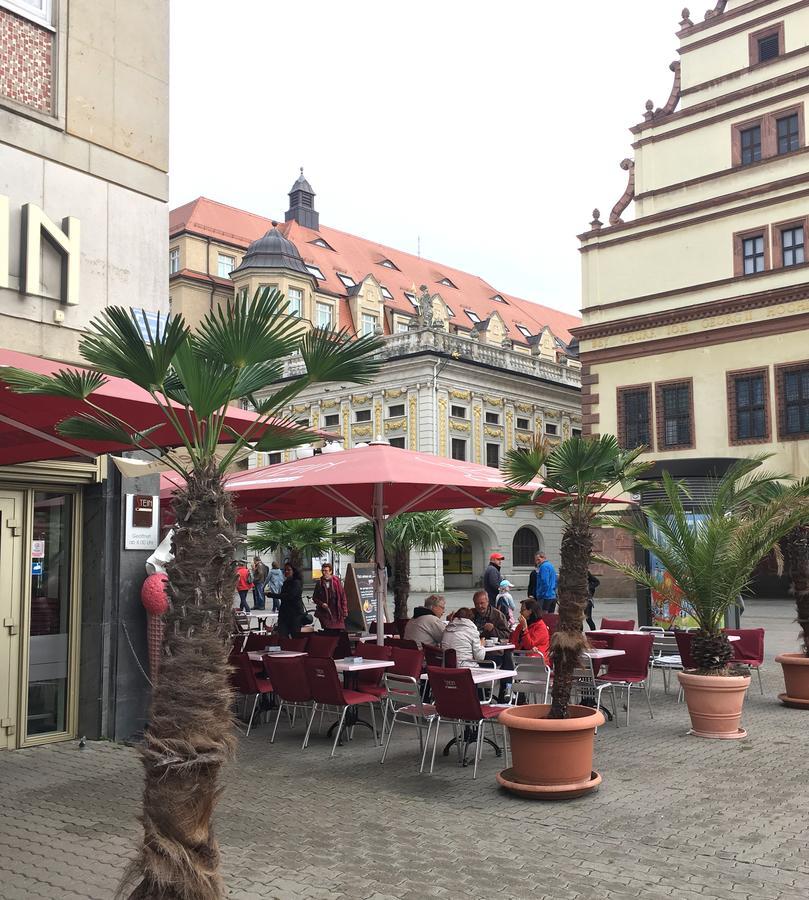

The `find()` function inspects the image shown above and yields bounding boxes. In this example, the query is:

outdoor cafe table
[330,657,396,743]
[247,650,306,661]
[591,629,740,641]
[483,642,514,654]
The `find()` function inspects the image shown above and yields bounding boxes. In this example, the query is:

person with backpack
[495,579,517,628]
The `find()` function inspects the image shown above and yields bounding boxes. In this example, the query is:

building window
[305,264,325,280]
[778,363,809,438]
[757,31,781,63]
[439,277,458,289]
[465,310,481,324]
[3,0,52,26]
[516,325,532,338]
[337,273,355,288]
[572,428,582,438]
[777,114,800,155]
[395,320,409,333]
[355,409,372,423]
[450,405,467,419]
[361,314,378,336]
[404,292,419,308]
[381,287,393,300]
[617,386,652,449]
[169,248,179,275]
[380,259,399,270]
[491,294,507,304]
[749,23,783,65]
[267,452,282,465]
[512,528,539,567]
[545,423,558,435]
[388,404,405,418]
[516,416,531,430]
[388,436,406,448]
[485,411,500,425]
[238,286,249,302]
[324,413,340,427]
[451,438,467,460]
[740,125,761,165]
[287,287,303,316]
[781,225,805,267]
[316,302,333,328]
[742,234,766,274]
[485,443,500,469]
[728,370,769,444]
[296,418,309,427]
[657,381,693,449]
[217,254,235,278]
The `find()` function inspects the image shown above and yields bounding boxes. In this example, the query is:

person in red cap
[483,551,505,606]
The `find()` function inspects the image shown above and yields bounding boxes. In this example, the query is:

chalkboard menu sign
[344,563,383,632]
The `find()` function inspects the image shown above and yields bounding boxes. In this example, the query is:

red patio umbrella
[161,441,555,644]
[0,348,309,466]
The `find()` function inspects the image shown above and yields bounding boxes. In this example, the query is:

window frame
[748,22,784,66]
[450,437,467,461]
[726,367,771,446]
[169,247,180,275]
[739,124,762,165]
[1,0,53,29]
[616,383,654,450]
[337,273,356,288]
[773,216,809,269]
[305,264,325,280]
[512,527,540,568]
[388,436,406,448]
[516,325,532,338]
[484,411,500,425]
[485,442,500,469]
[655,378,695,451]
[287,286,303,317]
[464,310,481,324]
[775,359,809,440]
[544,423,558,436]
[516,416,531,431]
[387,403,405,419]
[733,226,770,277]
[323,413,340,428]
[354,409,372,423]
[777,112,801,155]
[315,301,334,329]
[732,103,804,167]
[360,313,378,336]
[217,253,235,278]
[450,404,468,419]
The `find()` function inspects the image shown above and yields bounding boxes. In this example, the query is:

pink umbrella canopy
[161,442,552,522]
[0,348,312,466]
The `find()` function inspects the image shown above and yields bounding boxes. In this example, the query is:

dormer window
[306,264,325,280]
[310,238,334,250]
[381,287,393,300]
[465,310,481,324]
[404,292,419,308]
[379,259,399,270]
[337,273,356,288]
[491,294,507,304]
[438,277,458,289]
[445,305,455,317]
[517,325,532,338]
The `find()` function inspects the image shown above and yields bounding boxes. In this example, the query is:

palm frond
[57,414,162,447]
[247,518,335,559]
[0,366,107,399]
[299,327,383,385]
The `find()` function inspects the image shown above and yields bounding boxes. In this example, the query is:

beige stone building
[0,0,169,749]
[577,0,809,482]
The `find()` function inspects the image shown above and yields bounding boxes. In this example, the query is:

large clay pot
[775,652,809,709]
[496,704,604,800]
[677,671,750,739]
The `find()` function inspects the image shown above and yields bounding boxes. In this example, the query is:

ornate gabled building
[169,175,584,591]
[576,0,809,479]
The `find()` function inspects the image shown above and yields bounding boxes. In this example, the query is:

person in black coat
[277,564,310,637]
[585,571,600,630]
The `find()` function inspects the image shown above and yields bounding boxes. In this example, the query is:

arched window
[512,528,539,567]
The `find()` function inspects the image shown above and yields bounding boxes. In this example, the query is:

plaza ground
[1,598,808,900]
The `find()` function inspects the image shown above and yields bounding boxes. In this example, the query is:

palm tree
[600,457,809,673]
[784,526,809,656]
[338,511,464,619]
[0,289,381,900]
[247,518,335,570]
[502,435,648,718]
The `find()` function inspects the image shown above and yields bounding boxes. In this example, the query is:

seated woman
[510,599,551,662]
[440,608,486,668]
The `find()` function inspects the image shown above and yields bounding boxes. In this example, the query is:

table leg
[442,724,501,766]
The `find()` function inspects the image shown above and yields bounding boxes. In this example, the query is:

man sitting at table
[404,594,447,648]
[472,589,514,702]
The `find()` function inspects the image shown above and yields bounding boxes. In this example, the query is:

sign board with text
[124,494,159,550]
[344,563,386,632]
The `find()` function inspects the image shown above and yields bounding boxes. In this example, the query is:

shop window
[512,528,539,567]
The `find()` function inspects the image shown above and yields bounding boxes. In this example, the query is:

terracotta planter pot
[677,671,750,739]
[496,704,605,800]
[775,652,809,709]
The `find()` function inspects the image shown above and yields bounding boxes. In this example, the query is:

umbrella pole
[373,483,386,647]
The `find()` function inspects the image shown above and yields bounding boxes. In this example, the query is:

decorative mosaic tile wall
[0,9,53,114]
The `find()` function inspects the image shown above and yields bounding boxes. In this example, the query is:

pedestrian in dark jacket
[252,556,268,610]
[472,589,513,701]
[277,564,309,638]
[585,571,600,630]
[483,552,505,605]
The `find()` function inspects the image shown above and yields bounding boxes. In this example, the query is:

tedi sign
[0,194,81,306]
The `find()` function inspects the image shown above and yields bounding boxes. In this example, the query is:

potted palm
[776,525,809,707]
[498,435,648,798]
[601,457,809,738]
[0,290,381,899]
[338,510,464,620]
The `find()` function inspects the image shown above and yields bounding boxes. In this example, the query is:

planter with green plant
[600,457,809,738]
[776,525,809,707]
[498,435,648,798]
[0,289,381,899]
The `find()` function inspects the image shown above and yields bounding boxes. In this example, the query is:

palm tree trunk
[121,464,237,900]
[786,526,809,657]
[392,547,410,621]
[289,547,302,571]
[549,521,591,719]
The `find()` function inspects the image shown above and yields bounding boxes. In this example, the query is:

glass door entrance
[0,487,80,749]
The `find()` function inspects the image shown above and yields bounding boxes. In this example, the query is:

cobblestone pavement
[2,602,808,900]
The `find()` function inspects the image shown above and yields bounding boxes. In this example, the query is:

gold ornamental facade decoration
[505,508,515,517]
[352,393,372,405]
[450,419,470,433]
[545,408,560,419]
[515,402,533,414]
[449,389,471,401]
[505,410,514,451]
[516,432,532,446]
[385,418,406,433]
[384,388,405,399]
[534,508,545,519]
[321,399,339,409]
[408,395,417,447]
[483,396,503,407]
[563,420,571,439]
[484,425,503,438]
[292,403,308,414]
[353,424,372,437]
[374,399,383,440]
[341,403,350,443]
[473,406,482,463]
[438,396,448,455]
[311,409,320,428]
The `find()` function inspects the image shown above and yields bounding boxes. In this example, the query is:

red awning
[0,348,309,466]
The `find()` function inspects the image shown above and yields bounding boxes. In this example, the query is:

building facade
[577,0,809,483]
[170,177,582,592]
[0,0,169,749]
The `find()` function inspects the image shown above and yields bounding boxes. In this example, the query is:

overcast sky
[170,1,687,316]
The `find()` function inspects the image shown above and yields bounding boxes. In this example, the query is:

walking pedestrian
[277,564,310,638]
[265,560,284,612]
[528,551,558,614]
[235,560,252,613]
[483,552,505,605]
[252,556,268,611]
[313,562,348,631]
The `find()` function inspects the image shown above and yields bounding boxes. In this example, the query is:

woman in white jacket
[440,608,486,667]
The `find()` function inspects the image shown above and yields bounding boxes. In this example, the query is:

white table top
[248,650,305,660]
[334,658,396,673]
[483,643,515,654]
[422,667,517,685]
[357,634,399,642]
[594,628,740,643]
[584,648,626,660]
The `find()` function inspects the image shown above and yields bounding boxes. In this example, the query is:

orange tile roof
[169,197,580,344]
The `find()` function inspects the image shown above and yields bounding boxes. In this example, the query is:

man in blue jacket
[528,551,558,613]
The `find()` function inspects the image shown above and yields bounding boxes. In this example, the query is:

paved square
[1,600,808,900]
